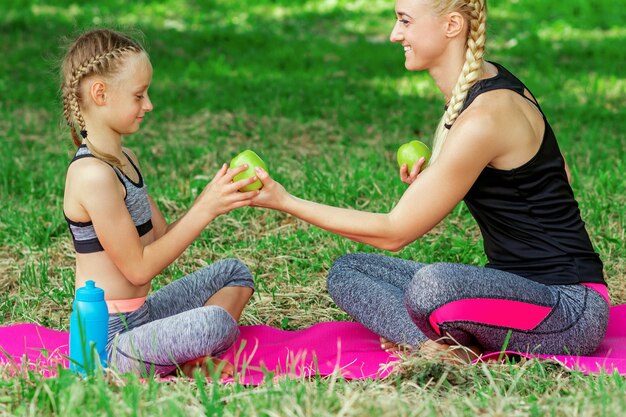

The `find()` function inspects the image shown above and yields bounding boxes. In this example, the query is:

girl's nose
[144,93,154,112]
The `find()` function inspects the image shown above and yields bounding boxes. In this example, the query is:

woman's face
[389,0,449,71]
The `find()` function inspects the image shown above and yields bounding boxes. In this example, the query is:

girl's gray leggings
[106,258,254,376]
[327,253,609,355]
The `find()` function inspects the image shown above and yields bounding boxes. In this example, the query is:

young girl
[251,0,609,360]
[61,29,259,377]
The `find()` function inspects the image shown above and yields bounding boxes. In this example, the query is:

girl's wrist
[189,200,216,226]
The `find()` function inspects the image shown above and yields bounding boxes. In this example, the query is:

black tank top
[462,62,605,285]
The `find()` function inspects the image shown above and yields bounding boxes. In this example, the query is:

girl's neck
[85,134,124,159]
[81,117,124,159]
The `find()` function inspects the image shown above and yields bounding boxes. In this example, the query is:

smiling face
[104,51,153,135]
[390,0,449,71]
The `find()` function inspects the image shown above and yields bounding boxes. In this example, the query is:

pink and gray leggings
[327,253,609,355]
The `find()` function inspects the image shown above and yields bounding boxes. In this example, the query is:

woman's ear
[89,80,107,106]
[445,12,466,38]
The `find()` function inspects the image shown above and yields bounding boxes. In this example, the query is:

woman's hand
[399,157,426,185]
[196,163,259,220]
[250,167,290,210]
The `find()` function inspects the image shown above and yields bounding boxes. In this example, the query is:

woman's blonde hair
[60,28,144,168]
[429,0,487,164]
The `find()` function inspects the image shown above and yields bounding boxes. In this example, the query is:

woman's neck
[428,47,467,102]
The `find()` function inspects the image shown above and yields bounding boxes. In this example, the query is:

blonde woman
[252,0,609,359]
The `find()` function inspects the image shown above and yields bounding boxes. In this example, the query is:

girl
[251,0,609,360]
[61,29,259,377]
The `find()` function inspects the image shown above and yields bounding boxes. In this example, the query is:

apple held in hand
[229,149,268,191]
[397,140,431,170]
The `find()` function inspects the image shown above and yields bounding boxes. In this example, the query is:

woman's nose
[390,21,403,43]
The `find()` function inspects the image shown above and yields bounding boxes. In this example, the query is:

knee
[405,263,451,316]
[218,258,254,288]
[203,306,239,345]
[327,253,365,295]
[328,252,369,279]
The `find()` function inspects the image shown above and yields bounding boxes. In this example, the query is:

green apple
[229,149,268,191]
[396,140,431,170]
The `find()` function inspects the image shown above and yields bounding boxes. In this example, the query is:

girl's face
[105,52,153,135]
[389,0,449,71]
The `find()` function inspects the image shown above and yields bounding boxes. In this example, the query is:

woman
[250,0,609,360]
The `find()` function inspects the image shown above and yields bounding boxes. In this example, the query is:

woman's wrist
[281,193,301,216]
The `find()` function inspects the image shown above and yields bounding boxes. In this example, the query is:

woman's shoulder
[456,89,545,170]
[459,88,536,134]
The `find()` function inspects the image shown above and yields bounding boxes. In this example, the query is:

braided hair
[60,29,144,167]
[429,0,487,165]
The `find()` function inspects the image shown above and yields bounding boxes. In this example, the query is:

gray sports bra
[64,145,153,253]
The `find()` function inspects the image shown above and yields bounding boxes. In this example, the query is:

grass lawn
[1,0,625,415]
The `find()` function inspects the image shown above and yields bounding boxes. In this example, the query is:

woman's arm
[252,112,502,251]
[562,153,572,184]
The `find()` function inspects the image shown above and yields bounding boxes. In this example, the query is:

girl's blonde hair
[60,29,144,168]
[429,0,487,164]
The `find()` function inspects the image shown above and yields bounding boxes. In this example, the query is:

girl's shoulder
[122,146,142,167]
[64,155,126,222]
[66,156,122,192]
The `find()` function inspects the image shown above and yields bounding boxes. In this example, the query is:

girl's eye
[399,19,410,25]
[136,95,144,100]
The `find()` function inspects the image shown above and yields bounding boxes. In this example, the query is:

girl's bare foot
[419,340,482,364]
[180,356,234,379]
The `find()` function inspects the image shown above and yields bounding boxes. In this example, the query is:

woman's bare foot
[419,340,483,364]
[380,336,412,353]
[180,356,234,379]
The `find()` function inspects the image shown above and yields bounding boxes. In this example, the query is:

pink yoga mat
[2,305,625,382]
[0,321,396,383]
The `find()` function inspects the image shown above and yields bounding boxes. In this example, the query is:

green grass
[1,0,625,415]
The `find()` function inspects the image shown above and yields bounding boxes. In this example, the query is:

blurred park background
[1,1,625,415]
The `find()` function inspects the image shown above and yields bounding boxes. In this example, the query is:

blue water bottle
[69,280,109,374]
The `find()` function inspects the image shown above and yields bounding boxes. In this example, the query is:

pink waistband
[106,296,147,313]
[581,283,610,304]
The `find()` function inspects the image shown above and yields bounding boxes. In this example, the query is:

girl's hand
[250,167,289,210]
[399,157,426,185]
[197,163,259,220]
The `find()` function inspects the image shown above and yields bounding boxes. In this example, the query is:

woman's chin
[404,60,425,72]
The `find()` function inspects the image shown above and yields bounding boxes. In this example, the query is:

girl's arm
[125,148,235,240]
[252,112,503,251]
[75,162,258,286]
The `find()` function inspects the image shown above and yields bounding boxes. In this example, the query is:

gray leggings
[327,253,609,355]
[106,258,254,376]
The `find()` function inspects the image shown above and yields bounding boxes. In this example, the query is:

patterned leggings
[327,253,609,355]
[106,259,254,376]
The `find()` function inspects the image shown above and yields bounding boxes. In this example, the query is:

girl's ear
[444,12,466,38]
[89,80,107,106]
